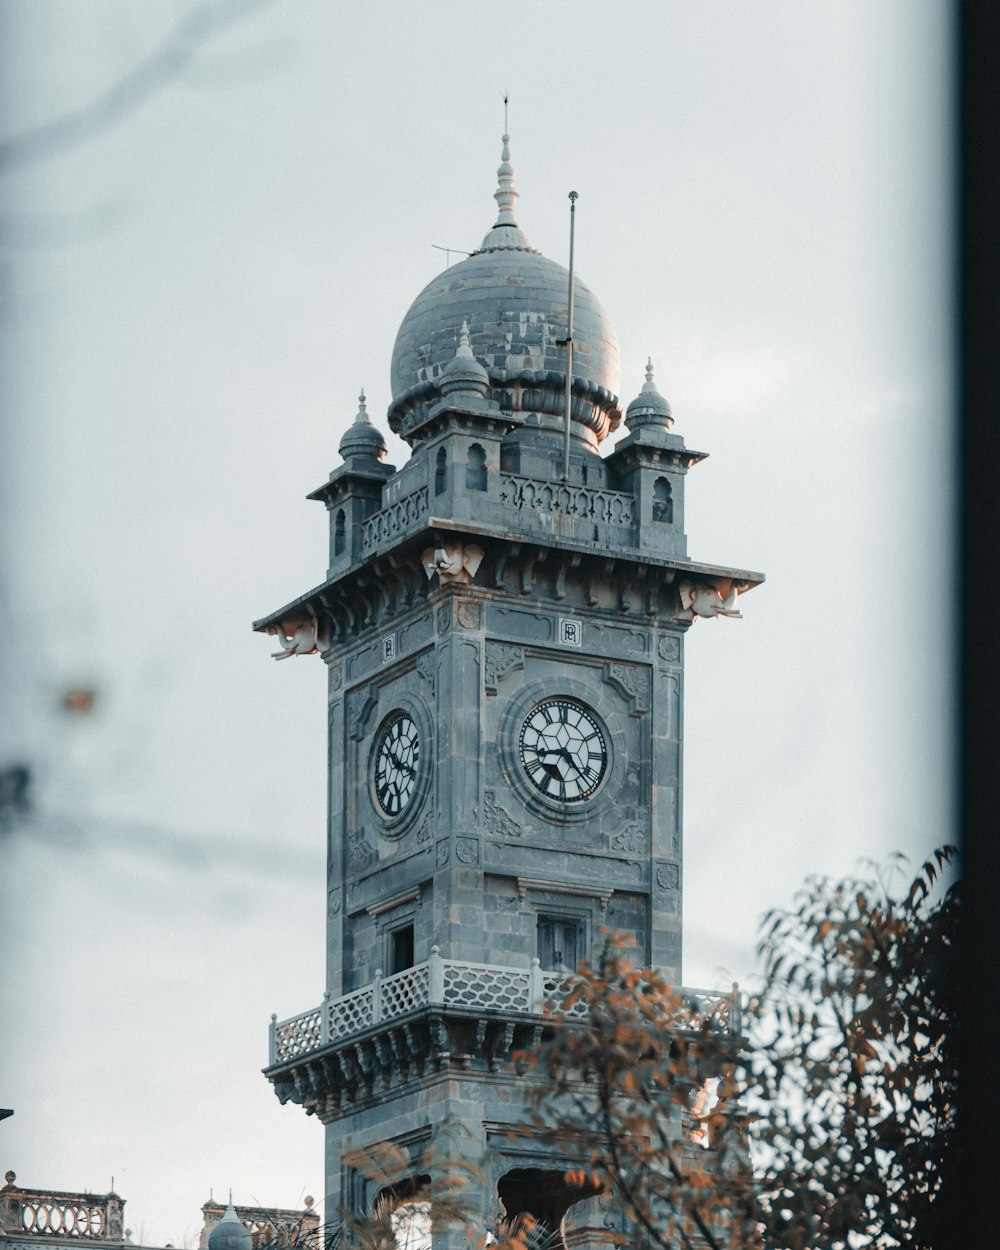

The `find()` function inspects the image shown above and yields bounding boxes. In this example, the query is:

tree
[517,944,758,1250]
[751,848,958,1250]
[517,848,958,1250]
[313,850,957,1250]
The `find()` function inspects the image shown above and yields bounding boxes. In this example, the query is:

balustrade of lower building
[0,1177,124,1245]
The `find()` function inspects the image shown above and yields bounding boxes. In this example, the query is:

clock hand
[387,748,416,779]
[558,747,586,777]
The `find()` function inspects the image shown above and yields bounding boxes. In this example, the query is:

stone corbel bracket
[420,541,485,586]
[676,576,750,622]
[266,613,330,660]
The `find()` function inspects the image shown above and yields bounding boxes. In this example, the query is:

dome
[338,389,387,462]
[208,1206,252,1250]
[625,359,673,432]
[439,321,490,399]
[388,135,622,449]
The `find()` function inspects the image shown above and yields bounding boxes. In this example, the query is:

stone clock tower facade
[257,135,762,1247]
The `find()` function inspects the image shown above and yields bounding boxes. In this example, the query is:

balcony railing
[268,948,741,1065]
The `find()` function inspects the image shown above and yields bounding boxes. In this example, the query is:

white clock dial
[373,712,420,817]
[518,699,608,803]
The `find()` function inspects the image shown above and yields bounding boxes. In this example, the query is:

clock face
[373,712,420,818]
[519,699,608,803]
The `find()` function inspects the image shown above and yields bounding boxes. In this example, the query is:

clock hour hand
[387,748,416,779]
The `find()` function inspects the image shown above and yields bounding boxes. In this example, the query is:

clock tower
[257,134,762,1248]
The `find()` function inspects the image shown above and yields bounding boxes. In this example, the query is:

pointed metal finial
[456,320,474,358]
[355,389,369,422]
[493,130,519,227]
[643,358,658,393]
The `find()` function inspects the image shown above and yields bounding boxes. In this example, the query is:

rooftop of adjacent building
[0,1174,316,1250]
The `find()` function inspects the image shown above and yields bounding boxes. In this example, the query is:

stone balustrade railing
[269,949,741,1065]
[0,1176,124,1241]
[498,475,637,529]
[361,487,428,552]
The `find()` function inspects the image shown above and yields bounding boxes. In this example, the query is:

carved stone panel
[488,605,553,642]
[347,687,378,741]
[347,640,381,683]
[415,649,436,692]
[483,788,523,838]
[456,601,482,630]
[484,643,525,693]
[610,824,646,854]
[655,860,680,890]
[347,828,376,877]
[604,662,652,715]
[657,633,681,663]
[398,612,433,654]
[590,620,648,655]
[456,837,480,865]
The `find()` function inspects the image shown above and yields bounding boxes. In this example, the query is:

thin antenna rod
[562,191,578,483]
[504,93,508,135]
[432,243,472,269]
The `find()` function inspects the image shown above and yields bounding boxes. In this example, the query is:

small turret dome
[208,1205,252,1250]
[439,321,490,399]
[338,390,387,462]
[388,133,622,450]
[625,359,673,432]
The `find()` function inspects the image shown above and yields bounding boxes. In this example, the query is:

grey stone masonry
[256,387,762,1239]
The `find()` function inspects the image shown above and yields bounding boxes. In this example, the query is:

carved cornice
[266,1004,544,1124]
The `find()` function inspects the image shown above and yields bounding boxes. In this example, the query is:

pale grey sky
[0,1,953,1244]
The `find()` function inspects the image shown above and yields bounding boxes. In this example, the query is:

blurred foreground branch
[0,0,278,174]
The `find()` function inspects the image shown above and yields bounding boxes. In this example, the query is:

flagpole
[562,190,578,483]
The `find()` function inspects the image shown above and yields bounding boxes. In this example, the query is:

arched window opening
[334,509,346,555]
[652,477,673,523]
[497,1168,602,1250]
[376,1176,431,1250]
[434,448,447,496]
[466,444,488,491]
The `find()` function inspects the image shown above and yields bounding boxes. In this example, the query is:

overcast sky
[0,1,953,1244]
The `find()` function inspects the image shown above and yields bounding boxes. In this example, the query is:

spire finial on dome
[339,385,387,461]
[493,130,519,228]
[625,356,673,433]
[440,319,490,401]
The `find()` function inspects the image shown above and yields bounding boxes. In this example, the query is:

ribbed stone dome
[388,135,622,449]
[338,389,387,462]
[625,358,673,432]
